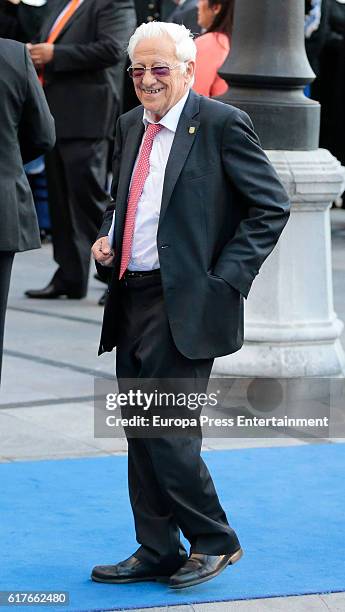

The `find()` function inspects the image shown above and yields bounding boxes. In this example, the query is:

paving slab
[0,354,108,406]
[116,592,345,612]
[0,409,100,461]
[203,436,308,450]
[1,402,128,456]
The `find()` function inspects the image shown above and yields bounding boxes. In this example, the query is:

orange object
[193,32,230,98]
[39,0,80,85]
[47,0,80,44]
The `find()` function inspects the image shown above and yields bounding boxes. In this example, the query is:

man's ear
[186,60,196,81]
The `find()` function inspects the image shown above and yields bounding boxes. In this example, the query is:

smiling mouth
[141,87,164,94]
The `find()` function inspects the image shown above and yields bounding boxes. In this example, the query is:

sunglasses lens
[152,66,170,77]
[129,66,172,78]
[131,68,145,78]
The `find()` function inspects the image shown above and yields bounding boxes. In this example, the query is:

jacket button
[160,244,169,249]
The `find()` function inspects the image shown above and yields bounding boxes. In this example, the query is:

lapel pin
[188,127,196,135]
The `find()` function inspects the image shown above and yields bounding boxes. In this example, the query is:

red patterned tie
[119,123,163,279]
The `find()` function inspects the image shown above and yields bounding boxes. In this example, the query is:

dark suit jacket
[167,0,201,34]
[134,0,175,24]
[0,0,47,42]
[97,91,290,359]
[39,0,136,140]
[0,38,55,253]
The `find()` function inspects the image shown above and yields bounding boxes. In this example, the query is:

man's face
[131,35,195,121]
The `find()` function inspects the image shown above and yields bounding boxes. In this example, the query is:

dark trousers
[0,252,14,383]
[45,139,110,295]
[115,273,240,571]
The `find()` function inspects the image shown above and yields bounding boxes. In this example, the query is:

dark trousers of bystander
[0,252,14,383]
[45,139,111,297]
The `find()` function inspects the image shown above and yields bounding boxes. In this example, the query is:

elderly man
[91,22,290,589]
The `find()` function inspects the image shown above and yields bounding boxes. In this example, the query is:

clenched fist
[27,43,54,68]
[92,236,115,267]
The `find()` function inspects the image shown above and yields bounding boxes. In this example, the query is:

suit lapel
[40,0,66,40]
[40,0,90,42]
[115,119,145,252]
[53,0,91,41]
[159,91,200,226]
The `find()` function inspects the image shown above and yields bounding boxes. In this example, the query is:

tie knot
[145,123,163,140]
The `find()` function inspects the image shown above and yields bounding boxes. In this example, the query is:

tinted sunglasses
[127,63,184,79]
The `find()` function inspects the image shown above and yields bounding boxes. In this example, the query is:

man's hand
[92,236,115,267]
[27,43,54,68]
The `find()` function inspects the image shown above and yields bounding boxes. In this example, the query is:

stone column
[212,0,345,376]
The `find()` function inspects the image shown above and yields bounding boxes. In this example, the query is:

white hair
[127,21,197,68]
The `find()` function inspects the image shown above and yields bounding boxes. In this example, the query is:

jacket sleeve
[96,116,123,240]
[51,0,135,72]
[214,108,290,298]
[95,116,123,280]
[19,45,56,164]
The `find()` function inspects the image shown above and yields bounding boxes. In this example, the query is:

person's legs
[127,436,188,572]
[116,276,188,571]
[33,140,110,296]
[0,252,14,383]
[57,139,110,293]
[44,145,85,294]
[116,274,240,562]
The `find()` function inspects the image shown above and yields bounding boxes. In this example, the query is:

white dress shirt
[108,90,189,271]
[22,0,47,6]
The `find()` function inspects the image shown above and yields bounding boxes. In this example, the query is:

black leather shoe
[169,548,243,589]
[94,273,107,285]
[98,290,107,306]
[25,283,85,300]
[91,554,172,584]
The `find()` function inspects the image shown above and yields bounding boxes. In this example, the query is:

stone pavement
[1,209,345,611]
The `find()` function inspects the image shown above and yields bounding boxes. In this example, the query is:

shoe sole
[169,547,244,590]
[25,294,85,300]
[91,574,170,584]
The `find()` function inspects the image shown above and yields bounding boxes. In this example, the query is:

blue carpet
[0,444,344,611]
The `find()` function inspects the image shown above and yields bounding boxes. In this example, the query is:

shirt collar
[143,90,190,133]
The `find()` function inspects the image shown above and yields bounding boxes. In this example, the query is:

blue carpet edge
[3,441,342,468]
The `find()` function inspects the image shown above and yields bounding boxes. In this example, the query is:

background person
[0,0,47,41]
[305,0,329,76]
[91,22,290,589]
[167,0,201,34]
[25,0,136,300]
[0,0,51,239]
[192,0,234,96]
[0,38,55,383]
[318,1,345,180]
